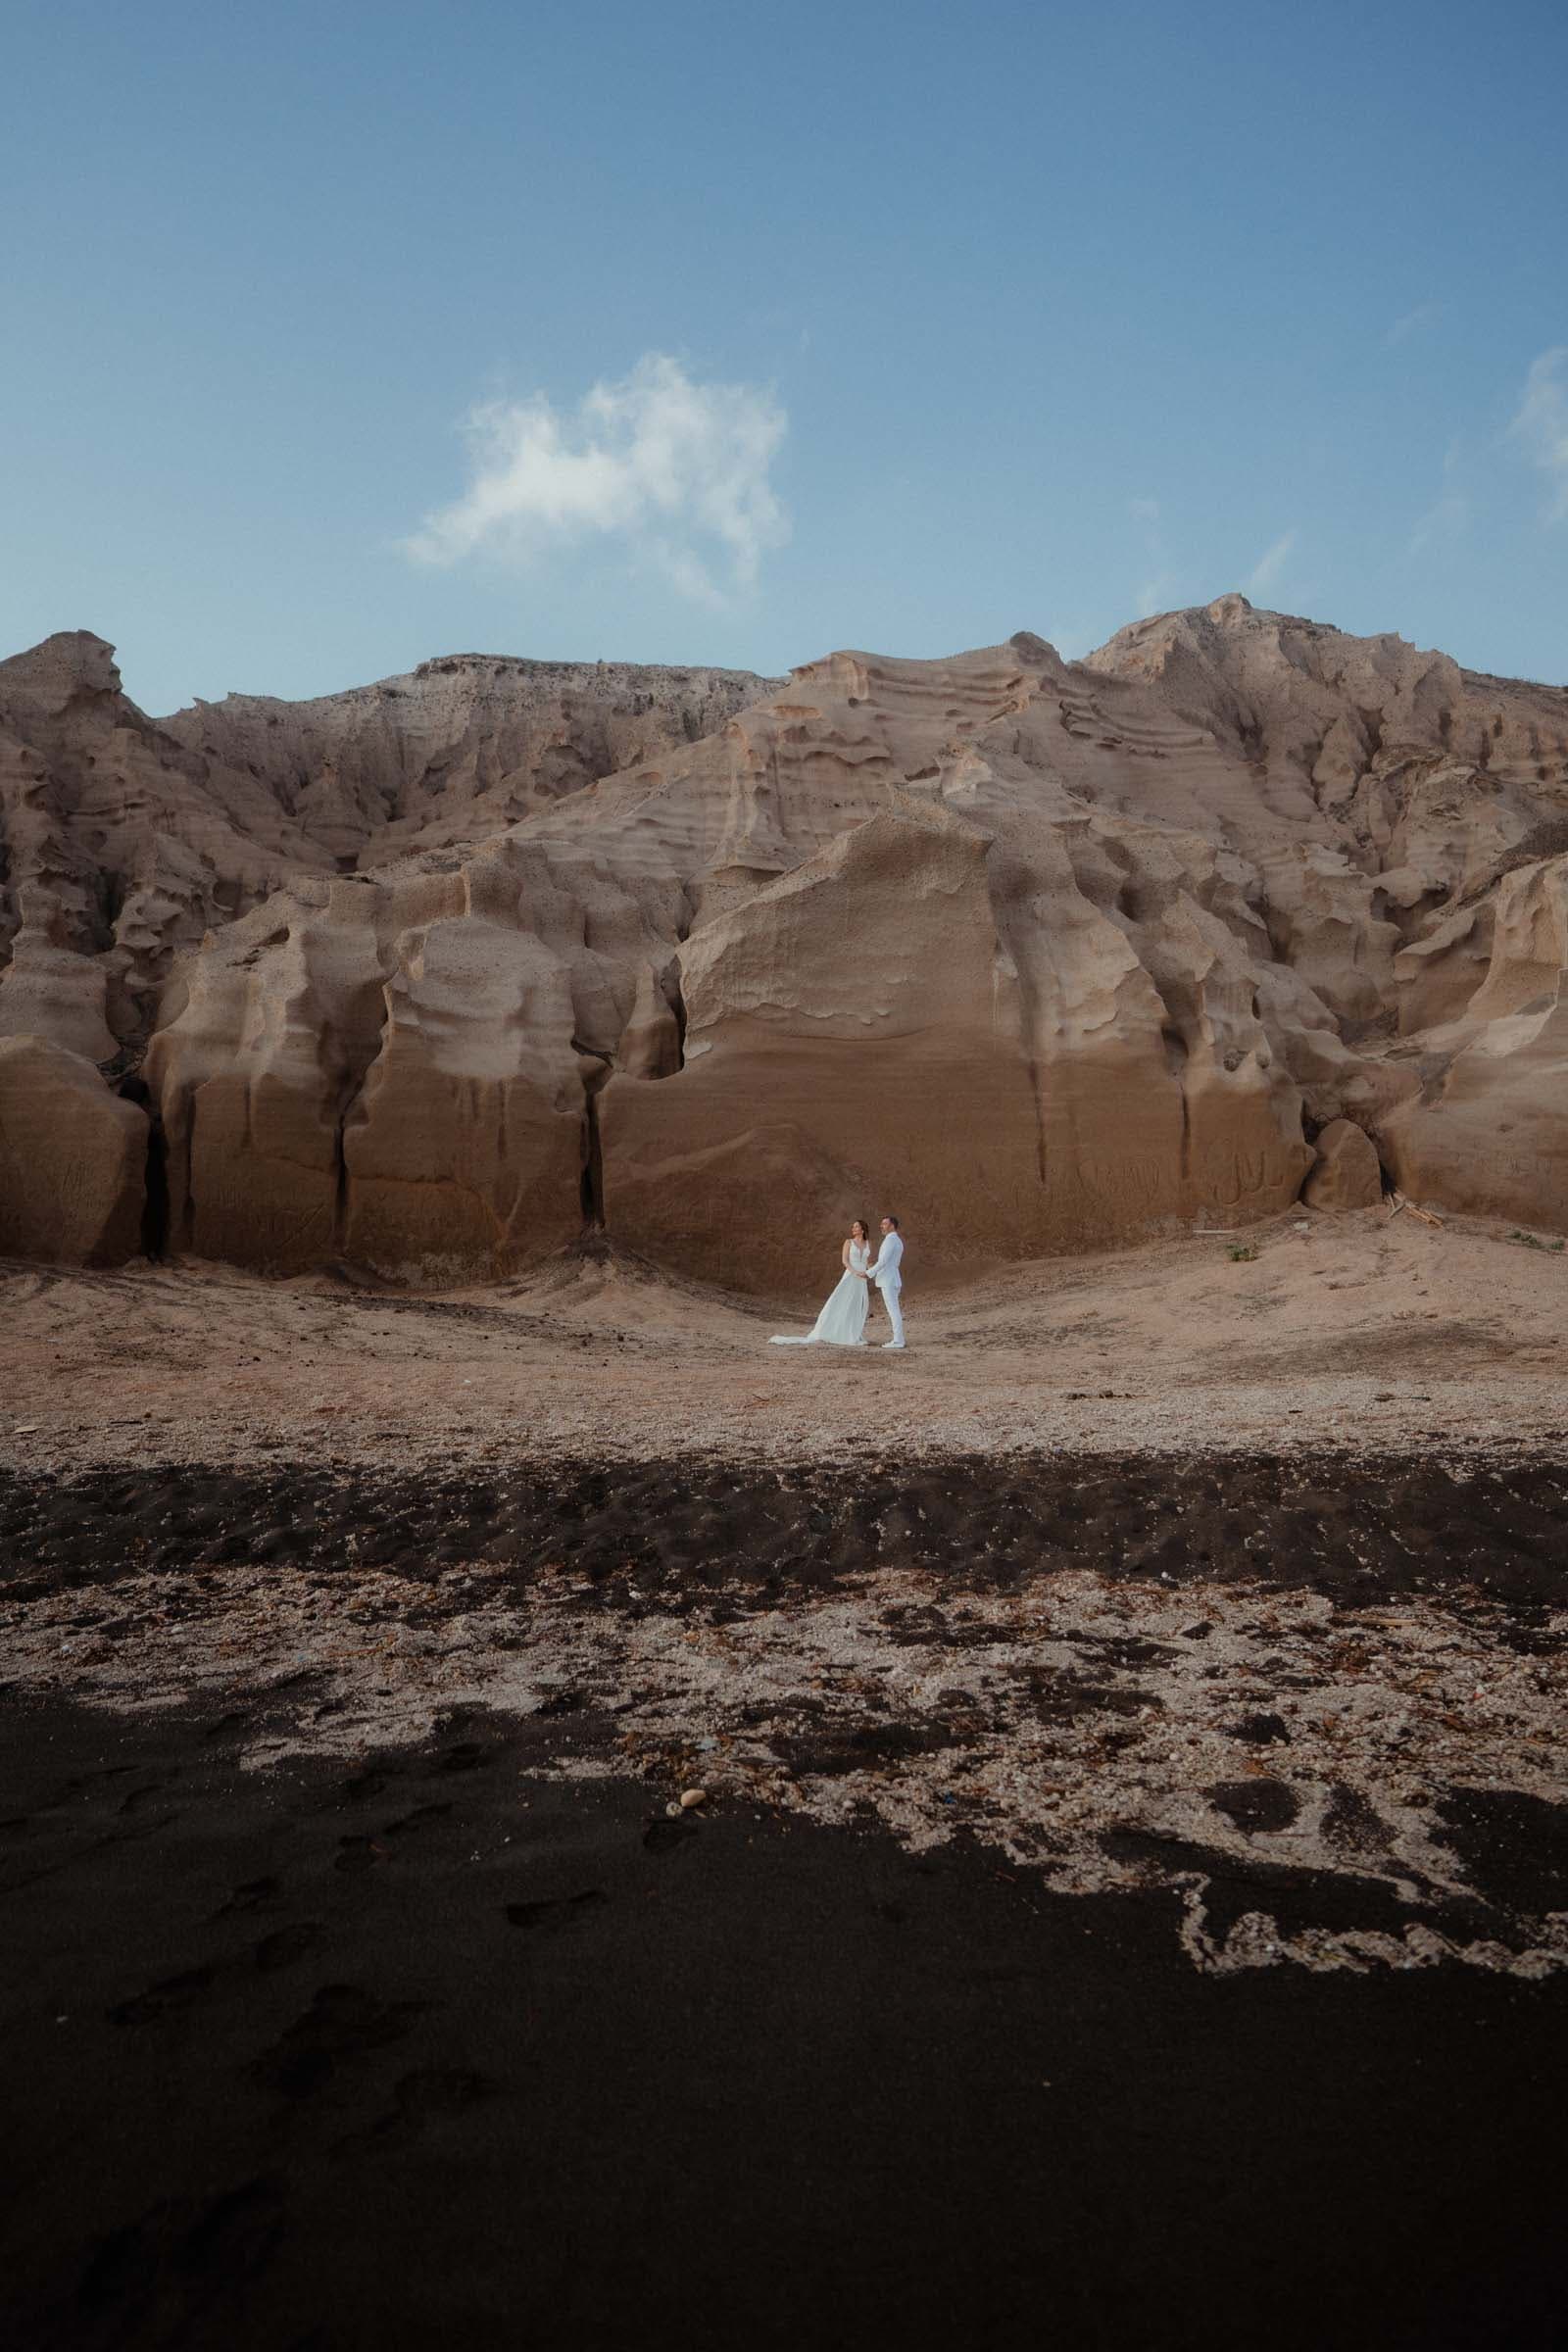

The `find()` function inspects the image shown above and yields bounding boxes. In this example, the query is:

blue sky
[4,0,1565,711]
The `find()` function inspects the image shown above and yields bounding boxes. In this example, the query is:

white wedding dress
[770,1242,870,1347]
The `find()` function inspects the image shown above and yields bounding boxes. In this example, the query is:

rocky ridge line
[1,598,1565,1290]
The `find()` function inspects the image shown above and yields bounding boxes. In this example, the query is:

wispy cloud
[1246,529,1297,596]
[1386,303,1443,348]
[1405,435,1473,559]
[405,354,790,602]
[1126,496,1180,615]
[1510,346,1568,522]
[1408,494,1468,556]
[1048,625,1095,662]
[1135,573,1179,618]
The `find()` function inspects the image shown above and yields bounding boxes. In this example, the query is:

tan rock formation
[1378,855,1568,1226]
[0,1036,146,1263]
[4,597,1566,1286]
[159,653,782,867]
[601,801,1042,1293]
[144,839,681,1278]
[1302,1119,1383,1212]
[0,632,775,1089]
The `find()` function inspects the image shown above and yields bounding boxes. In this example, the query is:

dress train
[770,1242,871,1347]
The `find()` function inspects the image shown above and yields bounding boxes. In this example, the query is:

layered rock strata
[2,600,1565,1291]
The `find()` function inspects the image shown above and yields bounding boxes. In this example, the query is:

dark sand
[2,1455,1566,2349]
[5,1450,1566,1606]
[2,1697,1564,2352]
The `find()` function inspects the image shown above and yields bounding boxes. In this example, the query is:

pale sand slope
[2,1203,1564,1471]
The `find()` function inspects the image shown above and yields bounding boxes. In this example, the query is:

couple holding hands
[771,1215,906,1350]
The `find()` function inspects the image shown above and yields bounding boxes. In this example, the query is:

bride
[770,1220,872,1347]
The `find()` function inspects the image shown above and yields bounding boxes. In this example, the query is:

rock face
[1302,1119,1384,1212]
[0,635,777,1064]
[3,597,1566,1291]
[0,635,774,1276]
[159,652,782,867]
[1378,854,1568,1226]
[601,800,1041,1295]
[0,1036,147,1264]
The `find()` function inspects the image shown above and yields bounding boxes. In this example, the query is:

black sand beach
[1,1695,1564,2352]
[2,1453,1566,2349]
[4,1449,1566,1606]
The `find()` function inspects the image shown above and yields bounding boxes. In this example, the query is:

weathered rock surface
[2,597,1566,1289]
[1378,852,1568,1226]
[0,1036,146,1263]
[0,634,775,1054]
[143,842,684,1279]
[159,652,782,867]
[1302,1119,1384,1212]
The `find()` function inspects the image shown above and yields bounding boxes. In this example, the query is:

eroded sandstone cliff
[2,601,1564,1289]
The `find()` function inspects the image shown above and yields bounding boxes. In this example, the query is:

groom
[868,1214,905,1348]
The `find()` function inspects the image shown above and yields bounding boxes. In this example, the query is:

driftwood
[1389,1190,1444,1228]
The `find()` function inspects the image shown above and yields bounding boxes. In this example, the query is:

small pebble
[679,1788,707,1810]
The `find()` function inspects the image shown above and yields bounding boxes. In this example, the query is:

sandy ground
[5,1698,1562,2352]
[3,1208,1564,1976]
[3,1203,1566,1472]
[3,1212,1566,2345]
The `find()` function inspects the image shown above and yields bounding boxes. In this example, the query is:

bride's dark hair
[851,1217,868,1239]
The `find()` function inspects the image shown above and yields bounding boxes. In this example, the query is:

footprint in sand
[119,1779,180,1816]
[108,1964,218,2027]
[250,1982,433,2100]
[642,1815,699,1855]
[253,1922,325,1972]
[76,2177,285,2327]
[332,1835,384,1874]
[215,1874,281,1918]
[504,1888,608,1929]
[385,1802,454,1837]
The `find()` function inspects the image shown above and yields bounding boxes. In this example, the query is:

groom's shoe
[882,1340,905,1349]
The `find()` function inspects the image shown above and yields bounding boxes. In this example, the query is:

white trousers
[879,1282,905,1345]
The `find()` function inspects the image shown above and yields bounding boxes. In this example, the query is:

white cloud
[405,353,790,602]
[1247,529,1297,596]
[1510,346,1568,522]
[1387,303,1442,347]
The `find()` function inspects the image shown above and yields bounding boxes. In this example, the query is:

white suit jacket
[870,1231,904,1291]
